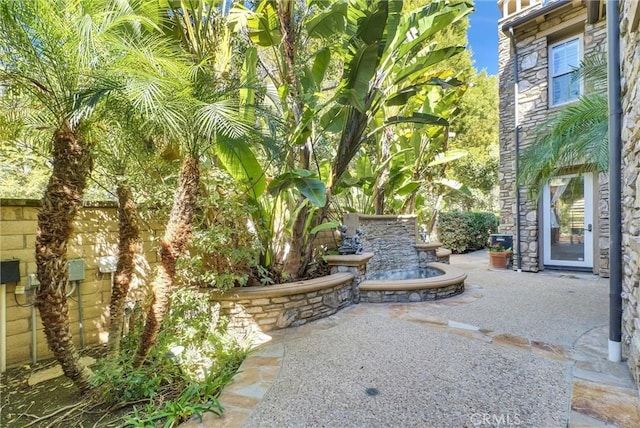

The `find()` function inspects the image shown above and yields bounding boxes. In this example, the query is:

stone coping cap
[214,272,355,300]
[352,214,417,220]
[359,262,466,292]
[415,242,442,250]
[324,252,374,266]
[0,198,117,208]
[436,248,452,257]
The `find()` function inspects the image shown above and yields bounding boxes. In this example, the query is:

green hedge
[437,211,499,253]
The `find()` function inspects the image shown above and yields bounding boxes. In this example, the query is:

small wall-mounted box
[67,259,85,281]
[28,274,40,289]
[0,259,20,284]
[98,256,118,273]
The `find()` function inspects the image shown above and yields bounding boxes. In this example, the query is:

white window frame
[548,35,583,108]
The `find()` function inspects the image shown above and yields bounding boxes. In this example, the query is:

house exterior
[498,0,640,387]
[620,0,640,388]
[497,0,609,276]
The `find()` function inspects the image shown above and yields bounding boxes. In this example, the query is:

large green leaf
[385,85,422,107]
[310,220,340,235]
[215,138,266,199]
[306,2,347,39]
[397,181,421,196]
[268,170,327,207]
[240,46,257,121]
[398,3,472,59]
[320,105,346,132]
[290,107,315,146]
[392,46,465,85]
[247,1,281,47]
[385,113,448,127]
[341,42,380,111]
[428,149,468,167]
[311,48,331,89]
[433,178,472,196]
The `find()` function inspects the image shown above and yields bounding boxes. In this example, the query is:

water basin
[367,267,444,281]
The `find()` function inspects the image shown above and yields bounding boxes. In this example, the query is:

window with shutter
[549,37,581,107]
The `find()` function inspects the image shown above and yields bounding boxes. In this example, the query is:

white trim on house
[542,172,594,268]
[548,34,583,108]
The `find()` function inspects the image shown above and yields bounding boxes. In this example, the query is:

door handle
[584,224,592,232]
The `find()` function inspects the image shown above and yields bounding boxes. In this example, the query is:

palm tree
[518,55,608,200]
[0,0,152,392]
[132,2,252,366]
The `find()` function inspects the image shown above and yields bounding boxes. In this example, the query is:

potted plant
[488,243,512,269]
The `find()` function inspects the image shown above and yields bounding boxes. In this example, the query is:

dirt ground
[0,346,129,428]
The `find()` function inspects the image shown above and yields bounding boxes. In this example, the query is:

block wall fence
[0,199,163,368]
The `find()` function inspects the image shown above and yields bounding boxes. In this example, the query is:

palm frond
[518,90,608,200]
[195,98,253,140]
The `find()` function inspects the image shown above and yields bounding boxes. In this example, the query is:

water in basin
[367,267,444,281]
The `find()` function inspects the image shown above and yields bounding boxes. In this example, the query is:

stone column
[324,253,374,304]
[415,242,442,268]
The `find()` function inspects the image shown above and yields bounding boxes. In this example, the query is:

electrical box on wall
[28,274,40,289]
[0,259,20,284]
[98,256,117,273]
[67,259,85,281]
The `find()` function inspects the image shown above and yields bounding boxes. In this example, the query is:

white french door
[542,173,593,268]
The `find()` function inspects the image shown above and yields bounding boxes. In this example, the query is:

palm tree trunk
[35,123,93,392]
[107,183,140,357]
[134,156,199,367]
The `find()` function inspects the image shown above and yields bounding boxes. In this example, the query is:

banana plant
[241,0,472,276]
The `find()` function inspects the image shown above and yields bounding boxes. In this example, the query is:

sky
[467,0,502,75]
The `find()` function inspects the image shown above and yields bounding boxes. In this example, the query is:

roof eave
[500,0,572,32]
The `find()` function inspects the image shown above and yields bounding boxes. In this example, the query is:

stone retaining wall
[214,252,465,336]
[359,284,464,304]
[215,273,355,335]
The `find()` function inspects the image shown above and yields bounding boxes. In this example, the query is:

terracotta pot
[489,251,511,269]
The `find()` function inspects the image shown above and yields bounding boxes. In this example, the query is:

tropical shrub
[177,168,261,290]
[94,287,248,426]
[437,211,498,253]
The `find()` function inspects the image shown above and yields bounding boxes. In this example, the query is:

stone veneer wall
[620,0,640,387]
[0,199,161,368]
[215,273,356,335]
[343,213,419,276]
[498,3,609,274]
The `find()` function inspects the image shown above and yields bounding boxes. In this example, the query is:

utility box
[67,259,85,281]
[0,259,20,284]
[490,234,514,251]
[27,274,40,290]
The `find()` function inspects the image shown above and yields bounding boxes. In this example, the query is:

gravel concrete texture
[245,312,571,428]
[425,251,609,348]
[192,250,638,428]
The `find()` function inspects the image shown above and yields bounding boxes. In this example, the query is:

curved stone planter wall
[215,273,355,335]
[359,263,466,303]
[213,216,463,338]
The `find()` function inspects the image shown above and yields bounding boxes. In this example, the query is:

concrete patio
[185,250,640,427]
